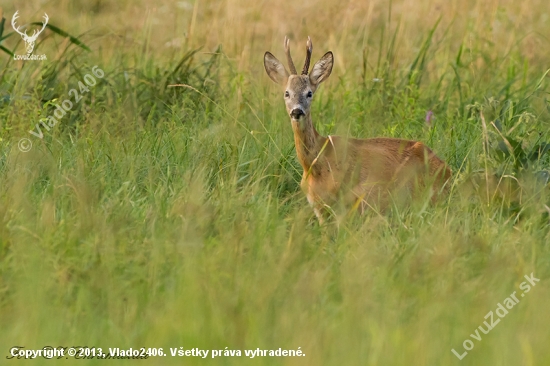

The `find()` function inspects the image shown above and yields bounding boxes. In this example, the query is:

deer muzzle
[290,108,305,120]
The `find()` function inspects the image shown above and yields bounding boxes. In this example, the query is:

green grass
[0,1,550,365]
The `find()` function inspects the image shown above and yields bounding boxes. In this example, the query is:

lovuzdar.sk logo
[11,10,48,61]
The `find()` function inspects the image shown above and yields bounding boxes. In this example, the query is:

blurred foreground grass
[0,0,549,365]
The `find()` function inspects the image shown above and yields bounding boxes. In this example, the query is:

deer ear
[309,51,333,87]
[264,52,289,85]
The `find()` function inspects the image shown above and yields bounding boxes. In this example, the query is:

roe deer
[264,37,451,223]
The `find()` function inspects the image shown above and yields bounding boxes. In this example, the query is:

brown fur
[265,39,451,222]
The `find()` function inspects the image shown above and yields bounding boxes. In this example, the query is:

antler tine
[284,36,297,75]
[39,13,49,32]
[11,11,26,36]
[28,13,48,40]
[302,36,313,75]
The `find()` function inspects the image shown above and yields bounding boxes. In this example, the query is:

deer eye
[284,91,290,98]
[306,91,313,98]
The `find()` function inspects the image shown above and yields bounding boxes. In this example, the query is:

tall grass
[0,0,549,365]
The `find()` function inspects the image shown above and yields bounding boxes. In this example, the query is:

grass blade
[30,22,91,52]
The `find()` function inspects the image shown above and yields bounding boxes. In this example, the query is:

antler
[302,36,313,75]
[29,13,48,40]
[11,12,48,40]
[284,36,297,75]
[11,11,27,37]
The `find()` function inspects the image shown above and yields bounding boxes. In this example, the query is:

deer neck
[291,114,326,174]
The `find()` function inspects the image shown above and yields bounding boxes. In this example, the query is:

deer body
[265,37,451,222]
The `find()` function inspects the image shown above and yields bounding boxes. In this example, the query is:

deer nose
[290,108,305,119]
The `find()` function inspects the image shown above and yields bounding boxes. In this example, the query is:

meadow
[0,0,549,365]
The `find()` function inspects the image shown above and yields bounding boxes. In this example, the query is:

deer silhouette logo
[11,11,49,55]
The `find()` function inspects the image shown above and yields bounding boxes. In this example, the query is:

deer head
[264,37,333,123]
[11,11,49,55]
